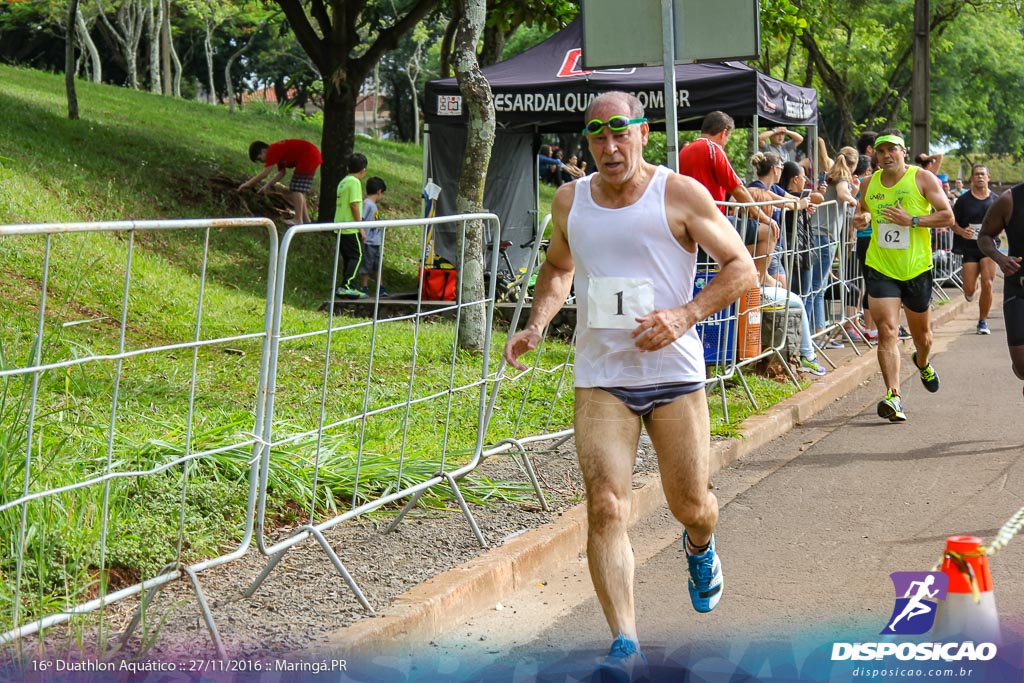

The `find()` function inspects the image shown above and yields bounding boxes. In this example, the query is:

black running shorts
[864,265,933,314]
[1004,274,1024,347]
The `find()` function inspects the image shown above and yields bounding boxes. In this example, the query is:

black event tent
[422,19,818,269]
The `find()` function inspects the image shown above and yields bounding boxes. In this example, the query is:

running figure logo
[882,572,949,635]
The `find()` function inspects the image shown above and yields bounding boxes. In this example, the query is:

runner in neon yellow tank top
[864,165,933,280]
[852,130,954,422]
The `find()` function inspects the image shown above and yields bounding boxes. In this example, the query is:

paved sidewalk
[319,292,1023,658]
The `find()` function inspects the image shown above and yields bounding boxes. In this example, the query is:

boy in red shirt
[239,139,322,225]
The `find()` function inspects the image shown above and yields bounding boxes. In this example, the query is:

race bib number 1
[587,277,655,329]
[879,223,910,250]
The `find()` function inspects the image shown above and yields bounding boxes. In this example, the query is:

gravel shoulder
[2,435,662,665]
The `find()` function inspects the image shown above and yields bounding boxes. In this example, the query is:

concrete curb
[326,297,969,650]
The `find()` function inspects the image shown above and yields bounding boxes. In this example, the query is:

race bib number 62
[587,277,655,329]
[879,223,910,250]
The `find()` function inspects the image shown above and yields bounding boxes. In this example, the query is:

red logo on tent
[558,49,590,78]
[557,49,636,78]
[760,89,777,113]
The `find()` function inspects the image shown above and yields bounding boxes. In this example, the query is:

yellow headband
[874,134,905,148]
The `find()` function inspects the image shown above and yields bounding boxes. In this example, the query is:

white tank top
[568,165,705,387]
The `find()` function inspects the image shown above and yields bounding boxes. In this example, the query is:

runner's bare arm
[916,170,955,227]
[979,190,1021,276]
[631,175,757,352]
[503,184,576,370]
[853,185,873,229]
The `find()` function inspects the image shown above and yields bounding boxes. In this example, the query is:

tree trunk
[225,13,276,114]
[911,0,931,154]
[122,0,143,89]
[783,35,795,84]
[317,85,358,224]
[439,11,460,78]
[148,0,162,93]
[271,0,438,221]
[170,30,182,97]
[66,0,81,120]
[160,0,172,95]
[95,0,144,88]
[203,18,216,103]
[405,69,420,146]
[452,0,494,352]
[800,31,855,147]
[373,64,380,138]
[76,8,102,83]
[479,20,505,66]
[226,44,239,113]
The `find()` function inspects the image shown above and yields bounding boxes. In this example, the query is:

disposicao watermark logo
[882,571,947,635]
[830,571,998,663]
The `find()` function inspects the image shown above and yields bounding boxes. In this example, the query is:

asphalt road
[397,301,1024,681]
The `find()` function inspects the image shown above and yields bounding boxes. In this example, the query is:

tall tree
[398,21,429,144]
[225,9,281,113]
[66,0,81,119]
[74,3,103,82]
[147,0,162,92]
[929,4,1024,157]
[438,0,575,75]
[783,0,971,147]
[450,0,493,352]
[160,0,173,94]
[94,0,147,88]
[274,0,438,223]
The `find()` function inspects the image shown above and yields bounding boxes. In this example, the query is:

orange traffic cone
[932,535,1001,643]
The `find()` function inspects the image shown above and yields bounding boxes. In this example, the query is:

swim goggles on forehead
[581,116,647,136]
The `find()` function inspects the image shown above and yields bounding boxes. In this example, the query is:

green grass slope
[0,66,565,627]
[0,67,795,633]
[0,64,427,224]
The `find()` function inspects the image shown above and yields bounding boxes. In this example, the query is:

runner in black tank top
[951,165,999,334]
[978,183,1024,395]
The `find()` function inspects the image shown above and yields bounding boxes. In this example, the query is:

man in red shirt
[239,139,322,225]
[679,111,778,281]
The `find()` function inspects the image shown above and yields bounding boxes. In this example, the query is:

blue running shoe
[977,320,991,335]
[599,633,649,683]
[684,532,723,613]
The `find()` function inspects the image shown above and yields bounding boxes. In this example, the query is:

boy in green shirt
[335,153,368,299]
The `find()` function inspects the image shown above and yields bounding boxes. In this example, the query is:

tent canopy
[425,18,817,132]
[422,19,818,270]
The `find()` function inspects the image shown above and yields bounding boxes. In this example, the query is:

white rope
[986,503,1024,556]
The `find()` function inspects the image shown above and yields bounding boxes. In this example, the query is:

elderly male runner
[853,130,954,422]
[978,182,1024,397]
[503,92,756,679]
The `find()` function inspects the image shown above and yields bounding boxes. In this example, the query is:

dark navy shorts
[598,381,705,417]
